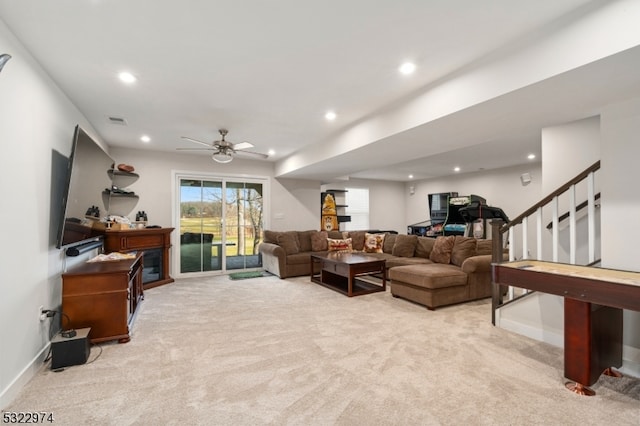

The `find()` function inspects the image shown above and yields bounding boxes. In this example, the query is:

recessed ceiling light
[408,174,414,179]
[527,153,536,160]
[454,166,461,172]
[118,71,136,84]
[268,149,275,156]
[399,62,416,75]
[325,111,337,121]
[140,135,150,143]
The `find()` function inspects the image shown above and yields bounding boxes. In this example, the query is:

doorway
[176,174,265,275]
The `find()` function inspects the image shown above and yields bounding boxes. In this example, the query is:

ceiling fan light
[212,151,233,163]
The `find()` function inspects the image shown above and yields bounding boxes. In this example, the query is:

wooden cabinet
[62,253,143,343]
[104,227,174,289]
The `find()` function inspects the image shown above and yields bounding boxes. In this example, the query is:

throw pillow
[415,236,436,259]
[451,236,478,267]
[263,230,281,244]
[476,239,493,256]
[363,233,385,253]
[327,238,353,252]
[276,232,300,255]
[429,236,455,264]
[347,231,366,251]
[392,234,418,257]
[382,233,397,254]
[297,230,315,252]
[328,230,344,239]
[310,231,329,251]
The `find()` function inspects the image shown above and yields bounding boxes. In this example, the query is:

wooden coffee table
[310,252,386,297]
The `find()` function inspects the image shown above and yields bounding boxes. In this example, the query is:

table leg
[564,298,622,396]
[348,269,353,297]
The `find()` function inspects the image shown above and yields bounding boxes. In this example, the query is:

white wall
[321,178,406,233]
[405,163,543,229]
[0,21,103,408]
[601,97,640,375]
[540,116,602,263]
[110,148,322,233]
[541,116,601,194]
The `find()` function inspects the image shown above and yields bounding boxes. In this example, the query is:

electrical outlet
[39,306,46,322]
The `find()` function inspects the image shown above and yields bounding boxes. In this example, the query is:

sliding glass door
[177,175,265,275]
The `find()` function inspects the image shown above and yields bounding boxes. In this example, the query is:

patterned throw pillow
[327,238,353,252]
[363,233,385,253]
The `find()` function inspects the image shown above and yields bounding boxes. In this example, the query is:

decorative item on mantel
[117,163,135,173]
[106,215,134,230]
[135,211,148,229]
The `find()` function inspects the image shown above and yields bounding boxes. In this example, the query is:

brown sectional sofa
[258,230,496,310]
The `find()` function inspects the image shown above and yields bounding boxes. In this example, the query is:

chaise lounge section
[259,230,496,310]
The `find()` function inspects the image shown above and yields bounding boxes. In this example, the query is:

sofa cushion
[359,252,396,262]
[429,236,455,264]
[383,233,397,254]
[328,238,352,251]
[415,236,435,259]
[392,234,418,257]
[451,236,478,267]
[389,263,467,289]
[385,257,433,269]
[276,232,300,254]
[310,231,329,251]
[363,232,385,253]
[476,239,492,255]
[348,231,366,251]
[286,252,313,265]
[297,230,315,252]
[263,230,281,244]
[328,230,344,239]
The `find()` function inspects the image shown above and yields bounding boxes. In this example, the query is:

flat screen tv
[56,125,115,249]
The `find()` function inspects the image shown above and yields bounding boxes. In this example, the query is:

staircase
[490,161,601,325]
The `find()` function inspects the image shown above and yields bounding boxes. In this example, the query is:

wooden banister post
[491,220,505,325]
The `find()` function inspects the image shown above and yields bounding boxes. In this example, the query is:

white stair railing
[491,161,601,324]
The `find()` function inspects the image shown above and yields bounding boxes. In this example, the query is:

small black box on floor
[51,327,90,370]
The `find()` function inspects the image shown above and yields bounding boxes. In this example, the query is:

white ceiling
[2,0,639,182]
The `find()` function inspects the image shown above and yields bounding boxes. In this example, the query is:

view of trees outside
[179,179,263,258]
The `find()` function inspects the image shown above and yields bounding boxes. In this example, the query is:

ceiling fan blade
[234,150,269,159]
[176,147,215,151]
[181,136,212,147]
[232,141,254,151]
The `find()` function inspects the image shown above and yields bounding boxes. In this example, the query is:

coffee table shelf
[310,252,386,297]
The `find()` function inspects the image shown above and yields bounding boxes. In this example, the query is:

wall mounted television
[56,125,115,250]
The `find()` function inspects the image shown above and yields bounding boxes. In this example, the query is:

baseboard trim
[497,316,564,348]
[497,315,640,379]
[0,343,50,410]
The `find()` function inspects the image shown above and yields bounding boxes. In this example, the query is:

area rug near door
[228,271,270,280]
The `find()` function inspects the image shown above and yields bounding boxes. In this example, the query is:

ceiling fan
[177,129,268,163]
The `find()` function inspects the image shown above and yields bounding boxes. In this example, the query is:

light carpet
[7,274,640,425]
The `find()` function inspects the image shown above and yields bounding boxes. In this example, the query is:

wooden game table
[493,260,640,395]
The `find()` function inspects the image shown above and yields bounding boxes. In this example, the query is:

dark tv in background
[56,125,115,249]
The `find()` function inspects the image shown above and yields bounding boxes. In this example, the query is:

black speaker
[51,327,91,369]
